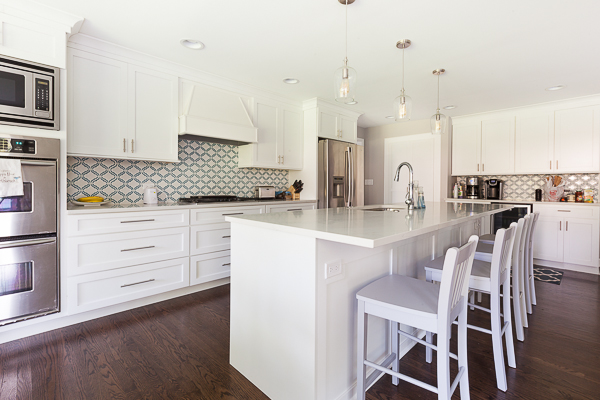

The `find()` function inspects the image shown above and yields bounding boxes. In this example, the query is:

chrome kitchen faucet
[394,162,414,210]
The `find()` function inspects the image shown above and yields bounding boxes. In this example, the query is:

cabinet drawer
[191,251,230,285]
[266,203,315,213]
[190,206,264,225]
[191,223,230,255]
[68,210,190,236]
[67,227,189,276]
[535,205,598,219]
[67,257,190,314]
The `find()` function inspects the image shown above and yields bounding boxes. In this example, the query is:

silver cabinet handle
[477,164,479,172]
[0,237,55,249]
[222,235,231,238]
[277,155,280,164]
[121,219,155,223]
[21,160,56,167]
[222,212,243,216]
[131,139,134,153]
[550,160,552,169]
[121,278,155,288]
[482,164,484,172]
[222,263,231,267]
[287,208,302,211]
[123,138,126,152]
[557,210,571,213]
[556,160,558,169]
[281,155,284,164]
[121,245,155,252]
[566,221,568,231]
[559,221,561,231]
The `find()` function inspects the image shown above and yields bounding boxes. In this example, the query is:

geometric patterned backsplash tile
[67,138,290,204]
[457,173,599,201]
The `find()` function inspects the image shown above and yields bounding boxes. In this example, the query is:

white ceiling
[34,0,600,127]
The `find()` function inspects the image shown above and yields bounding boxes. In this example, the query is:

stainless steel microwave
[0,55,59,130]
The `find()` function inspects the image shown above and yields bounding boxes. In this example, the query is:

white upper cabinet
[339,114,358,143]
[515,111,554,174]
[317,108,358,143]
[554,106,600,173]
[452,122,481,176]
[67,48,179,162]
[238,99,303,170]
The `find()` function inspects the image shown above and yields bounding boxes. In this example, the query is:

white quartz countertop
[445,198,599,206]
[226,202,512,248]
[66,199,317,214]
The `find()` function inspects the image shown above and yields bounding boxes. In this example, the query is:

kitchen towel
[0,159,24,197]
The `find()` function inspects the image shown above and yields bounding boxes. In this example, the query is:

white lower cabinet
[67,257,190,314]
[265,203,315,213]
[191,251,231,285]
[191,223,231,255]
[533,205,599,268]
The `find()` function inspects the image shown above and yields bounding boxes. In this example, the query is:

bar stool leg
[490,287,508,391]
[457,305,471,400]
[503,277,516,368]
[426,331,433,363]
[437,326,451,400]
[512,263,525,341]
[391,321,400,386]
[356,300,368,400]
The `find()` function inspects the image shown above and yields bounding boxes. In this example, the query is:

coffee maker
[466,177,479,199]
[486,179,504,200]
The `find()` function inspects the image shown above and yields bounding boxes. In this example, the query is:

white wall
[363,119,452,205]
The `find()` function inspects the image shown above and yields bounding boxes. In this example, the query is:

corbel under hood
[179,81,258,146]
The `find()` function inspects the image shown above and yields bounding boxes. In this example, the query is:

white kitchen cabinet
[238,100,303,170]
[317,107,358,143]
[533,205,599,268]
[514,111,554,174]
[67,48,179,162]
[191,252,231,286]
[554,106,600,173]
[451,116,514,175]
[265,203,316,213]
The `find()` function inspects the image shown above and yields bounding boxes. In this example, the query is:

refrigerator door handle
[344,147,349,207]
[348,146,354,207]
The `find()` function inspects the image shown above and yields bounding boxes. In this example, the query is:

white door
[254,100,279,167]
[515,111,554,174]
[533,216,564,262]
[563,218,599,267]
[384,133,441,204]
[68,49,128,157]
[318,108,339,140]
[480,116,515,174]
[281,107,303,169]
[339,114,357,143]
[554,106,600,172]
[129,65,179,162]
[451,122,481,175]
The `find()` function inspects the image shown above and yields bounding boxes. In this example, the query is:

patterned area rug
[533,267,563,285]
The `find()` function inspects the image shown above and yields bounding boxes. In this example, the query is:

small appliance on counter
[143,187,158,204]
[255,185,275,199]
[486,179,504,200]
[466,177,479,199]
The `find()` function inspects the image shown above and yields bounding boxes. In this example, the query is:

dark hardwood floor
[0,269,598,400]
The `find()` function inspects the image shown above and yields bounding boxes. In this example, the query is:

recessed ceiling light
[347,101,358,105]
[180,39,204,50]
[386,116,395,119]
[546,85,565,91]
[283,78,299,84]
[443,105,457,110]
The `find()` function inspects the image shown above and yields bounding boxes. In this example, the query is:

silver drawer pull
[222,235,231,238]
[121,219,156,223]
[222,212,243,216]
[222,263,231,267]
[121,278,155,288]
[121,245,155,252]
[557,210,571,212]
[287,209,302,211]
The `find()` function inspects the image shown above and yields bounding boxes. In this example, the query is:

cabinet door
[129,65,179,161]
[563,218,599,267]
[555,106,600,172]
[318,108,339,140]
[533,216,564,262]
[253,100,279,167]
[451,122,481,175]
[68,49,128,157]
[339,114,358,143]
[515,111,554,174]
[281,107,303,169]
[481,116,515,174]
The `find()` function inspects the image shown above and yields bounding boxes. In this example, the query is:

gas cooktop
[177,195,284,204]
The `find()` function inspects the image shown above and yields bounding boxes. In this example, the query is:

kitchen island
[226,202,511,400]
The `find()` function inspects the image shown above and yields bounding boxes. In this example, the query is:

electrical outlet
[325,260,342,279]
[142,182,154,189]
[365,179,374,186]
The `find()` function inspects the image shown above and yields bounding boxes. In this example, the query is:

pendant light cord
[345,0,348,63]
[401,48,405,94]
[437,74,440,111]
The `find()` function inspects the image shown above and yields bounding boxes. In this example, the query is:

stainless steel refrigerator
[318,139,364,208]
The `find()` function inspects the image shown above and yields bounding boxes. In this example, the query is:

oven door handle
[0,237,56,249]
[20,160,56,167]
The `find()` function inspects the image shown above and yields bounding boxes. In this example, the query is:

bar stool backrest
[438,235,479,325]
[491,223,517,288]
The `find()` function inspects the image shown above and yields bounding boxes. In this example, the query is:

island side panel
[230,223,318,400]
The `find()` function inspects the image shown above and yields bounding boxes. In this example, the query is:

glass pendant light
[334,0,357,103]
[430,69,446,135]
[393,39,412,121]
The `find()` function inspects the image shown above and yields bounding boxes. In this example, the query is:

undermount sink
[365,207,406,212]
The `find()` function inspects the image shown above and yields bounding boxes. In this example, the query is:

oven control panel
[0,138,36,154]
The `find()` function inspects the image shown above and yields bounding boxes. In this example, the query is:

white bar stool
[356,236,479,400]
[424,224,517,392]
[524,212,540,313]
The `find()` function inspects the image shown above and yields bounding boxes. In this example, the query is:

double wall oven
[0,135,59,326]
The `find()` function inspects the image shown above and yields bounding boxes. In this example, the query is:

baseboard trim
[534,259,599,275]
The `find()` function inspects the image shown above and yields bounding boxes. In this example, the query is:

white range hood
[179,81,258,145]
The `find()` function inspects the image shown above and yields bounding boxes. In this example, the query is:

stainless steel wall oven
[0,135,59,326]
